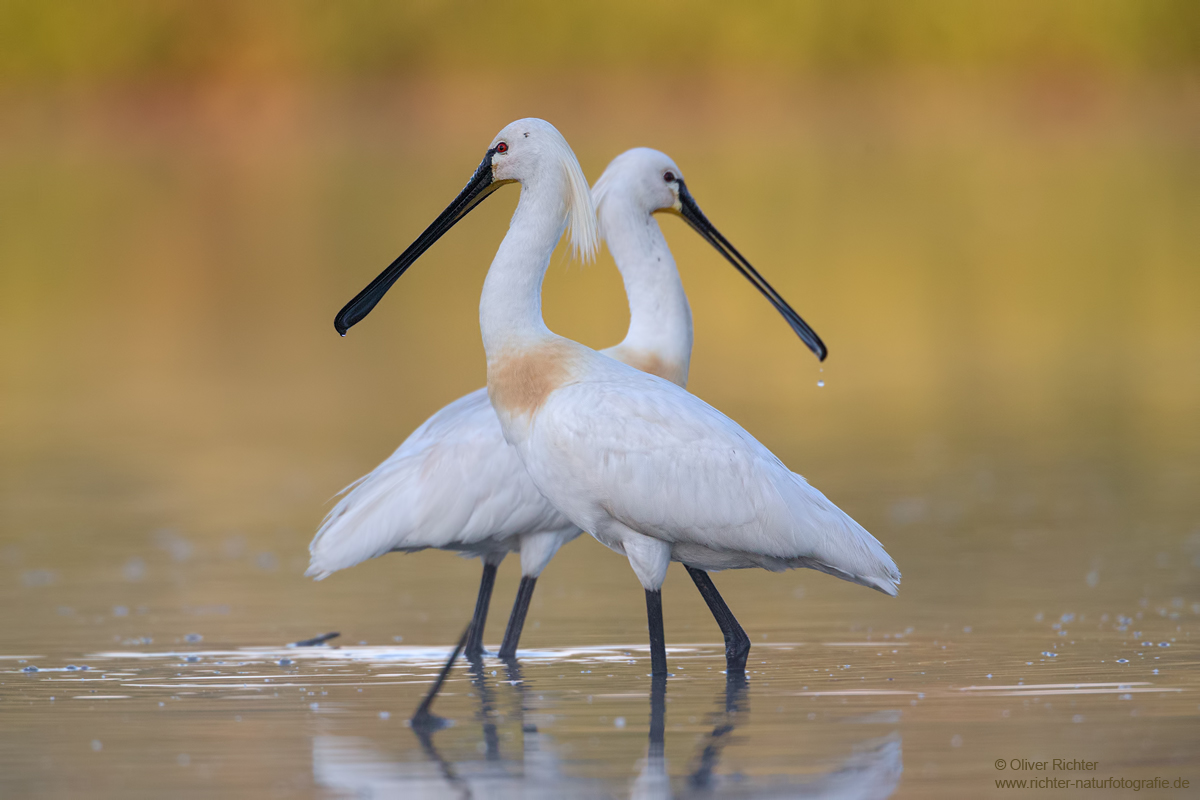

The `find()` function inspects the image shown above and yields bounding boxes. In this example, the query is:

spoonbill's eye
[496,142,509,153]
[663,171,676,182]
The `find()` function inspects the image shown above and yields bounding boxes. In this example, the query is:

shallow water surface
[3,520,1198,798]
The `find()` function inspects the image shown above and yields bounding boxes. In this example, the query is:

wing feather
[308,388,572,579]
[529,371,899,592]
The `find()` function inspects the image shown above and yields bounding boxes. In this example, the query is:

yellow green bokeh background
[0,0,1196,635]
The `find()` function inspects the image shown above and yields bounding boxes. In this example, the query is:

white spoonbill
[312,142,823,663]
[336,119,898,676]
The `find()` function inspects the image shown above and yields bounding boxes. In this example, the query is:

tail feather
[306,456,429,579]
[778,471,901,596]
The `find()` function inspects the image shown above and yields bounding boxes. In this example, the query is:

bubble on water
[66,665,79,671]
[91,740,103,752]
[154,529,194,562]
[1158,642,1170,647]
[1042,652,1057,658]
[1116,659,1129,663]
[393,636,404,642]
[1060,613,1074,623]
[184,633,203,643]
[21,665,38,673]
[185,656,200,663]
[79,665,90,671]
[1141,641,1152,646]
[277,659,293,666]
[22,569,57,587]
[158,702,165,707]
[1152,669,1159,675]
[122,557,146,582]
[309,703,319,711]
[378,711,390,720]
[986,674,993,679]
[613,717,625,729]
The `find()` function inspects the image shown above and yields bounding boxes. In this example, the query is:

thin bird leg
[464,561,498,659]
[645,589,668,676]
[684,565,751,673]
[648,673,667,757]
[497,576,538,659]
[411,621,471,730]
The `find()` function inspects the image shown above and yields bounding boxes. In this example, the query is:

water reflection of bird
[310,144,802,663]
[335,118,900,676]
[312,662,902,798]
[315,658,609,799]
[684,673,749,791]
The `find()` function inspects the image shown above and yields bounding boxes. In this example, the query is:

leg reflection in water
[315,647,902,798]
[631,674,671,799]
[686,672,749,791]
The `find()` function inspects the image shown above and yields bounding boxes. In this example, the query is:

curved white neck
[479,173,567,357]
[604,203,693,379]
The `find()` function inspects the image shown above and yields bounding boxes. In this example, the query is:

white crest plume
[529,118,599,263]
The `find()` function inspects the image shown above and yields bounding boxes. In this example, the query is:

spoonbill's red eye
[496,142,508,153]
[663,171,676,182]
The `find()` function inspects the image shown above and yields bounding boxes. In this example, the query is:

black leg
[684,565,751,673]
[648,673,667,757]
[464,561,498,659]
[498,575,537,659]
[645,588,667,676]
[410,621,471,731]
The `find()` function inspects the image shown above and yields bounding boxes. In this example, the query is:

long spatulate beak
[675,182,827,361]
[335,149,504,336]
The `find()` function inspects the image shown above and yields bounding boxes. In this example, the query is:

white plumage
[310,141,704,656]
[331,118,899,675]
[308,387,574,578]
[514,352,899,596]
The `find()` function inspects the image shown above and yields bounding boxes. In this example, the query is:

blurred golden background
[1,0,1197,643]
